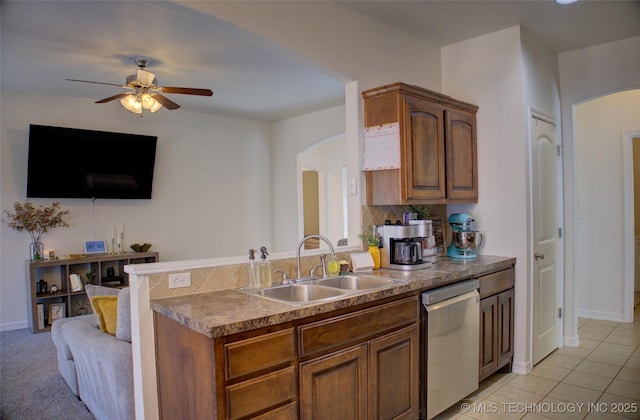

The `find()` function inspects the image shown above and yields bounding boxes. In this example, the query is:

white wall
[442,26,529,370]
[182,1,442,92]
[559,36,640,333]
[299,135,348,247]
[0,92,273,329]
[521,31,561,120]
[272,106,345,251]
[574,90,640,320]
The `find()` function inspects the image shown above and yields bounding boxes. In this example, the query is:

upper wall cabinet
[363,82,479,205]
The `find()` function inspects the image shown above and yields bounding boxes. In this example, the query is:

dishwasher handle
[424,289,479,313]
[421,279,479,306]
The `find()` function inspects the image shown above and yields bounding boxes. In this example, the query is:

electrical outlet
[169,272,191,288]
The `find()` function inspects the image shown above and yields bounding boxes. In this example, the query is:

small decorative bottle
[257,246,272,289]
[327,255,340,276]
[246,249,259,291]
[368,244,381,270]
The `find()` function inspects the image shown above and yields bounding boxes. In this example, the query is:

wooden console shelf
[27,251,158,333]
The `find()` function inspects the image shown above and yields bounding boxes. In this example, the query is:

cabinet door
[479,296,498,380]
[497,289,514,366]
[299,344,368,420]
[369,325,419,420]
[445,108,478,202]
[402,98,446,201]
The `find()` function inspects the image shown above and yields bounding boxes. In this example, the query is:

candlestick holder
[111,238,116,254]
[119,232,125,254]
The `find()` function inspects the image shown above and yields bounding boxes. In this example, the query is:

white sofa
[51,286,134,420]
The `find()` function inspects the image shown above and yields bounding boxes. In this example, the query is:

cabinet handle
[534,252,545,260]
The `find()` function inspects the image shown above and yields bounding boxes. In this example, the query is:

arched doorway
[573,89,640,323]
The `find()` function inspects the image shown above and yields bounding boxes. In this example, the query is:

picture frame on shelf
[48,303,65,325]
[84,240,107,254]
[69,273,83,292]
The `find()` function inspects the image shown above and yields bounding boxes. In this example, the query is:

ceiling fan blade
[152,94,181,110]
[160,87,213,96]
[66,78,124,88]
[95,92,131,104]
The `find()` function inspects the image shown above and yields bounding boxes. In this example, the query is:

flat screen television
[27,125,157,199]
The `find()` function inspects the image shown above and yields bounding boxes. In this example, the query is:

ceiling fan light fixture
[68,59,212,114]
[556,0,578,4]
[120,94,142,114]
[149,100,163,113]
[141,93,155,109]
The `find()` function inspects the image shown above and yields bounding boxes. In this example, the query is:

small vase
[30,241,44,261]
[368,245,381,270]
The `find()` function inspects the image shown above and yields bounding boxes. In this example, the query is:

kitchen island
[151,255,515,419]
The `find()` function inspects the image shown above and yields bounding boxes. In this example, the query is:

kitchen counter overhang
[150,255,516,338]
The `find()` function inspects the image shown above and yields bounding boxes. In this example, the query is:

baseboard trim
[0,320,29,332]
[564,334,580,347]
[577,309,624,323]
[512,360,531,376]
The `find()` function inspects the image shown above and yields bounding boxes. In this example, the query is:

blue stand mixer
[447,213,483,259]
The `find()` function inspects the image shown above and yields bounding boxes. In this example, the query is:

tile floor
[436,305,640,419]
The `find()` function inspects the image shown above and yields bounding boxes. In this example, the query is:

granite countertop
[150,255,515,338]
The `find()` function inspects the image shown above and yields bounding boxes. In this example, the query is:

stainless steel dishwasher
[422,279,480,419]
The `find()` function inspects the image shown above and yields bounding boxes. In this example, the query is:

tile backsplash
[148,204,449,300]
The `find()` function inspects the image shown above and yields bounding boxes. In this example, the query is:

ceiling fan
[66,58,213,114]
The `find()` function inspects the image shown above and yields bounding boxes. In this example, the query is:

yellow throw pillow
[90,295,118,335]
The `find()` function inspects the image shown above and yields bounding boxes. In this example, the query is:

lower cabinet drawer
[479,267,515,299]
[226,366,297,419]
[253,402,297,420]
[224,328,295,380]
[298,296,418,357]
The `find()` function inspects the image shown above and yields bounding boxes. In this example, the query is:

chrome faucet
[275,269,290,284]
[310,254,328,278]
[296,235,336,280]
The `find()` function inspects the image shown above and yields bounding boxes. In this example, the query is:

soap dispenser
[246,249,259,291]
[258,246,272,289]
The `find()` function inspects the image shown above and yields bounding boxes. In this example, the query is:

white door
[531,115,561,365]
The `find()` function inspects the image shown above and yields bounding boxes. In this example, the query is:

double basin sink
[241,274,406,306]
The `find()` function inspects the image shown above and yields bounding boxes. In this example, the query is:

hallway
[438,306,640,419]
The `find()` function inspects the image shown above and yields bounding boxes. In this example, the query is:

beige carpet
[0,328,94,419]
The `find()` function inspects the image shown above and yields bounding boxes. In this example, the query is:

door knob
[534,251,545,260]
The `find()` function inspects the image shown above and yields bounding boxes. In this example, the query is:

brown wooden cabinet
[300,344,368,419]
[223,328,297,419]
[298,297,419,420]
[368,325,420,420]
[298,324,419,420]
[478,267,515,381]
[363,82,478,205]
[155,295,420,420]
[156,316,297,420]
